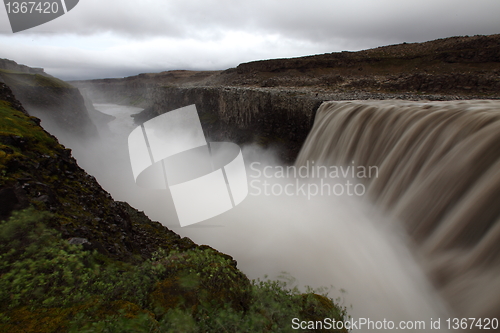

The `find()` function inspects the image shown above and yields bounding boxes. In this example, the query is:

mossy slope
[0,82,194,260]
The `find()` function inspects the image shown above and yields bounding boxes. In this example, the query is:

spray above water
[65,100,500,332]
[173,154,453,330]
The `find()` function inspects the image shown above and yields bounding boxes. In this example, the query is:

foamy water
[66,102,500,332]
[296,100,500,327]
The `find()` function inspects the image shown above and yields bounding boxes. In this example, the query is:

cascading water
[69,99,500,332]
[295,99,500,321]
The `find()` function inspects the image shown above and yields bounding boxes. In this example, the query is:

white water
[296,100,500,325]
[68,103,456,332]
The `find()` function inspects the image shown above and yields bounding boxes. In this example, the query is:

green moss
[34,73,73,88]
[149,247,251,317]
[0,101,60,154]
[92,300,154,321]
[149,275,198,313]
[0,303,90,333]
[0,210,349,332]
[299,294,348,332]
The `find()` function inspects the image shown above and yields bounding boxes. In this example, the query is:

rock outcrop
[0,59,98,144]
[134,86,323,162]
[0,58,47,76]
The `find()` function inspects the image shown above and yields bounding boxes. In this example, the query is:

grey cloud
[1,0,499,80]
[19,0,500,44]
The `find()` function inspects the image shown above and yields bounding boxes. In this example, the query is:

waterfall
[77,101,500,331]
[295,99,500,319]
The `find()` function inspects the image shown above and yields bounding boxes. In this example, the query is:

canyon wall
[135,85,481,163]
[0,61,99,143]
[70,70,220,108]
[135,86,324,163]
[72,34,500,163]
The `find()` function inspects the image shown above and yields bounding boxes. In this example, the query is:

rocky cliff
[0,81,195,259]
[134,86,325,162]
[136,86,484,163]
[0,59,99,145]
[0,58,47,76]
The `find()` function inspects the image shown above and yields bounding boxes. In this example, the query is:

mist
[39,102,454,331]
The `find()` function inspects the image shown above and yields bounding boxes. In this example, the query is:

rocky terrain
[0,82,195,260]
[73,34,500,97]
[221,34,500,95]
[72,34,500,163]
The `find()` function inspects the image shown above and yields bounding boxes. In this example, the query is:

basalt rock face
[0,60,98,144]
[134,85,484,164]
[135,86,324,163]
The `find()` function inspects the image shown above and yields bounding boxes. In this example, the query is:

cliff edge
[0,59,99,145]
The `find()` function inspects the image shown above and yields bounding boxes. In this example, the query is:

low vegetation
[0,208,348,332]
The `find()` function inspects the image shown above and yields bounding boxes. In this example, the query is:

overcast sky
[0,0,499,80]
